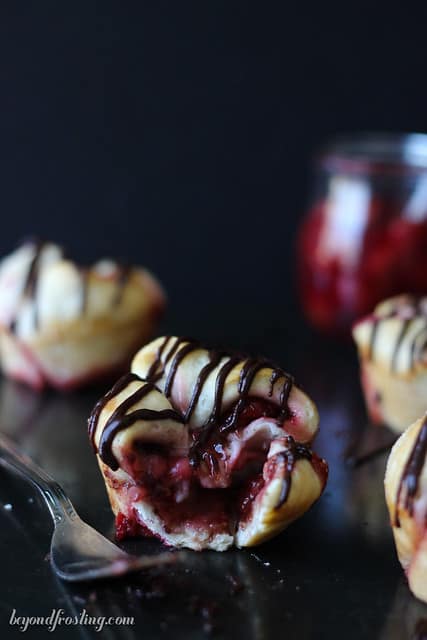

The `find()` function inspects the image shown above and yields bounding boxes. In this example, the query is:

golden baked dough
[0,240,165,390]
[353,295,427,433]
[89,336,328,551]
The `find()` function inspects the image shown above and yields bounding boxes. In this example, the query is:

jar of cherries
[297,133,427,335]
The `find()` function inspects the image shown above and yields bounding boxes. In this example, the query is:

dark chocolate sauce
[163,336,191,365]
[164,341,201,397]
[368,318,379,361]
[390,318,411,372]
[268,369,282,397]
[100,408,184,471]
[395,415,427,527]
[145,336,172,379]
[88,372,140,450]
[144,335,194,392]
[83,263,131,313]
[145,338,293,449]
[166,343,294,467]
[184,351,225,422]
[410,324,427,371]
[112,264,132,306]
[279,374,294,420]
[13,241,47,332]
[23,241,45,299]
[8,240,133,332]
[79,267,89,314]
[188,355,243,466]
[92,336,295,502]
[366,296,427,371]
[275,437,312,508]
[220,359,279,435]
[98,379,161,468]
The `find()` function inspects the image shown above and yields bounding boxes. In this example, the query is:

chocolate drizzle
[83,263,132,314]
[364,296,427,371]
[184,351,225,422]
[219,358,292,435]
[390,319,411,372]
[112,265,132,306]
[161,341,293,457]
[164,341,201,397]
[274,437,313,509]
[88,372,140,450]
[23,241,45,299]
[268,369,282,396]
[9,241,47,332]
[100,407,184,471]
[146,336,172,379]
[79,267,89,314]
[95,375,184,470]
[395,415,427,527]
[163,336,191,365]
[189,355,243,466]
[368,319,379,361]
[410,324,427,371]
[7,240,134,332]
[91,337,296,485]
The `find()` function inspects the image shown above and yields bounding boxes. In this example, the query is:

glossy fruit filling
[115,399,287,541]
[298,199,427,335]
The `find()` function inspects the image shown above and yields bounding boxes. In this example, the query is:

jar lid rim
[319,132,427,172]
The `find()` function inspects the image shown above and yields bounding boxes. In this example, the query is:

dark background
[0,2,426,343]
[1,6,427,637]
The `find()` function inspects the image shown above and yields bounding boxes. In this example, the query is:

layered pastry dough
[385,414,427,603]
[353,295,427,433]
[0,240,165,390]
[89,336,328,551]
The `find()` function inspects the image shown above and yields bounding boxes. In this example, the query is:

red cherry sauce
[114,399,286,540]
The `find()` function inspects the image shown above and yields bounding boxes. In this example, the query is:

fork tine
[0,432,184,582]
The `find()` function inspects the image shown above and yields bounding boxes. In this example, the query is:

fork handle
[0,432,77,524]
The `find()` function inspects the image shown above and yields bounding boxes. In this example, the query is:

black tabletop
[0,325,423,640]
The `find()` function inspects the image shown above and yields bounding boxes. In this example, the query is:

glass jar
[297,133,427,335]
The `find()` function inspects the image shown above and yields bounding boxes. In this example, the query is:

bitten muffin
[89,336,328,551]
[0,240,165,390]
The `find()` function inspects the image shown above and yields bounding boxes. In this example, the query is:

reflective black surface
[0,334,425,639]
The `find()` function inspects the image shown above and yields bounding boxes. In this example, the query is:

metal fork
[0,432,178,582]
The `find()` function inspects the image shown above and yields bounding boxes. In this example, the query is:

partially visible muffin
[353,294,427,433]
[385,414,427,603]
[0,240,165,390]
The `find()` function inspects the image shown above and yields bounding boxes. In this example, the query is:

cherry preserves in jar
[297,134,427,335]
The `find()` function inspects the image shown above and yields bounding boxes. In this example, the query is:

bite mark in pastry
[353,295,427,433]
[0,240,165,390]
[385,414,427,603]
[89,336,328,551]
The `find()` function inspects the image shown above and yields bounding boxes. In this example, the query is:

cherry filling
[114,399,313,542]
[298,199,427,335]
